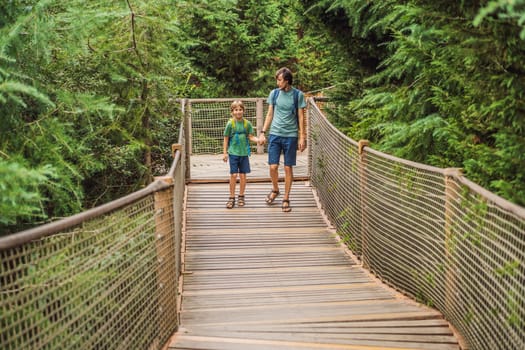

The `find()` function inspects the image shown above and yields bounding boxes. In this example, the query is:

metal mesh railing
[0,125,185,349]
[308,98,525,350]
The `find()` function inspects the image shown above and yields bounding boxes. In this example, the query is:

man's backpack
[271,88,300,121]
[228,118,250,156]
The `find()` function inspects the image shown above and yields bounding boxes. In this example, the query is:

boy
[223,100,259,209]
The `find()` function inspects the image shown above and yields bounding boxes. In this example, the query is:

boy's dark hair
[276,67,293,85]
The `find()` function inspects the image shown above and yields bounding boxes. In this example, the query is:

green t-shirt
[266,88,306,137]
[224,118,254,156]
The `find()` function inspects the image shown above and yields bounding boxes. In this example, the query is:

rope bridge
[0,98,524,350]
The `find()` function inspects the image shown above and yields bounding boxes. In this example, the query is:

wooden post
[153,176,178,336]
[171,143,182,158]
[183,99,192,180]
[443,168,470,349]
[358,139,369,267]
[443,168,462,319]
[306,98,312,178]
[256,98,264,154]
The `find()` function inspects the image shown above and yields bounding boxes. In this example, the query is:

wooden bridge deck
[168,181,460,350]
[187,153,309,182]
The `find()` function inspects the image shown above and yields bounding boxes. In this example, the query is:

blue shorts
[229,155,251,174]
[267,135,297,166]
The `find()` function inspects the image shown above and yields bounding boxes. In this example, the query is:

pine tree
[303,0,525,206]
[0,0,194,233]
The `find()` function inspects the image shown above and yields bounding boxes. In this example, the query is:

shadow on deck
[168,180,460,350]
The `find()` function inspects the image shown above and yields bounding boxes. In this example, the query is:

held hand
[259,134,266,145]
[298,136,306,152]
[223,154,228,163]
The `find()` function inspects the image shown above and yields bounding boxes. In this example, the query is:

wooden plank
[169,182,460,350]
[188,153,309,182]
[180,304,442,325]
[172,335,460,350]
[178,331,458,344]
[189,322,455,335]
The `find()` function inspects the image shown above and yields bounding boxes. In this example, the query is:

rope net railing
[0,127,186,349]
[185,98,267,155]
[308,98,525,350]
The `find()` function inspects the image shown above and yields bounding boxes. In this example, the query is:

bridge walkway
[168,180,460,350]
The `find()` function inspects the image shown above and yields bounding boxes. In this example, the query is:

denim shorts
[229,154,251,174]
[267,135,298,166]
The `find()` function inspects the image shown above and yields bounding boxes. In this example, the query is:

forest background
[1,0,524,234]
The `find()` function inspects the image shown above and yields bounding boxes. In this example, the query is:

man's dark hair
[276,67,293,85]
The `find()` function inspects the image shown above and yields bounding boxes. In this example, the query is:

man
[259,67,306,212]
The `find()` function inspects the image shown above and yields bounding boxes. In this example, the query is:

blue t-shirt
[267,88,306,137]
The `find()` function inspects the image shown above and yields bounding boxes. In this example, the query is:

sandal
[226,197,235,209]
[238,195,245,207]
[265,190,280,204]
[282,199,292,213]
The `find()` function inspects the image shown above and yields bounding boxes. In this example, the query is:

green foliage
[0,0,193,232]
[0,80,54,107]
[175,0,302,96]
[305,0,525,206]
[474,0,525,39]
[0,160,56,230]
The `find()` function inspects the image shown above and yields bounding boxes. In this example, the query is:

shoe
[226,197,235,209]
[282,199,291,212]
[265,190,280,204]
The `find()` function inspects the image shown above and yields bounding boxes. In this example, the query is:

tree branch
[126,0,143,66]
